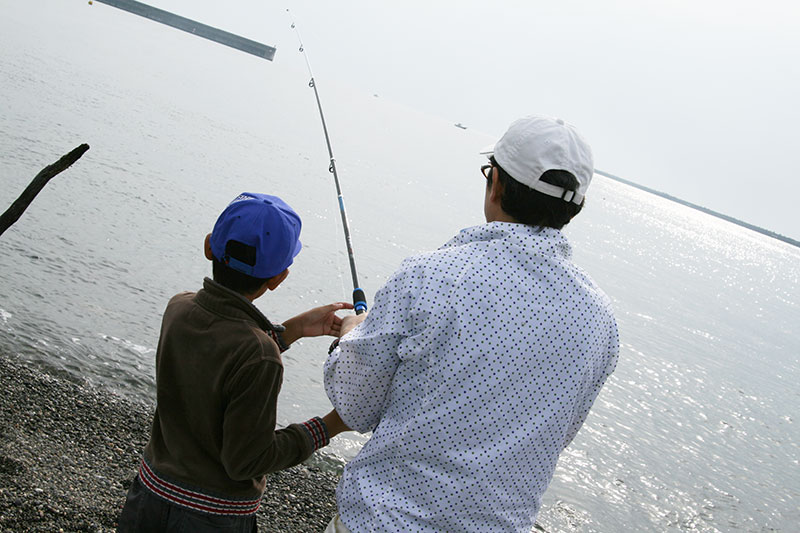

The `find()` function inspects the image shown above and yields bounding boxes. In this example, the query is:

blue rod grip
[353,287,367,315]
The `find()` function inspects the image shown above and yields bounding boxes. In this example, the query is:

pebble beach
[0,354,339,532]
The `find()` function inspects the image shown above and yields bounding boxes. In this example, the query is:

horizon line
[594,169,799,249]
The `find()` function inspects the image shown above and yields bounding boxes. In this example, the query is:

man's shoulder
[391,247,462,284]
[400,229,485,268]
[400,224,522,270]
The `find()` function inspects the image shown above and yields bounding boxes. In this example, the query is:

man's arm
[322,409,351,435]
[339,313,367,337]
[324,265,422,433]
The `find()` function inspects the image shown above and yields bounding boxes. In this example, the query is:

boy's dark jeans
[117,476,258,532]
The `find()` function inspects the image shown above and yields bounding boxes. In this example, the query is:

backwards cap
[209,193,302,279]
[483,115,594,204]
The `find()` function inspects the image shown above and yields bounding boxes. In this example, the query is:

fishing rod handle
[353,288,367,315]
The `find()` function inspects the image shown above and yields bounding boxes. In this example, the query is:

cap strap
[531,181,584,204]
[224,255,255,276]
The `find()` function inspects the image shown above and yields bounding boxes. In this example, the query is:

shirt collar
[195,277,284,333]
[446,222,572,259]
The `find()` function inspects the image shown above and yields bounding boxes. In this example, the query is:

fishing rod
[287,10,367,315]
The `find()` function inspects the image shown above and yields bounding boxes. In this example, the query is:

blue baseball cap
[209,193,302,279]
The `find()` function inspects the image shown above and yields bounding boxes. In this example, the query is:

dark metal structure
[93,0,276,61]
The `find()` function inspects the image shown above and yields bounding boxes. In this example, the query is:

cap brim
[479,144,495,158]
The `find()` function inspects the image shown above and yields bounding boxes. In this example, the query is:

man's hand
[322,409,351,438]
[281,302,354,345]
[339,312,367,338]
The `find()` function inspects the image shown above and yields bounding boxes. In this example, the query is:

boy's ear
[204,233,214,260]
[249,269,290,301]
[266,269,290,291]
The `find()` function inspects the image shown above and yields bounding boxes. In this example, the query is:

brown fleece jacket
[143,278,313,500]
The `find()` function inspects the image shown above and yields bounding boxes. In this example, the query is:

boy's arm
[280,302,353,345]
[220,359,346,479]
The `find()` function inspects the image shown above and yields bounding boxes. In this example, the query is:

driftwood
[0,144,90,238]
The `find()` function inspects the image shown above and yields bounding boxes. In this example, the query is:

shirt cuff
[301,417,330,451]
[328,338,340,354]
[267,328,290,353]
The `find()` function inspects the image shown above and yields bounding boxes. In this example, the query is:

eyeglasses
[481,164,494,182]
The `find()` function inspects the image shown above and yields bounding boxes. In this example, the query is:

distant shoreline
[595,170,800,248]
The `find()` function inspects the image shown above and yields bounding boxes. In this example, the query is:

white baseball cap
[481,115,594,204]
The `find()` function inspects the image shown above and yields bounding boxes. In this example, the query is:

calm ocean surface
[1,3,798,531]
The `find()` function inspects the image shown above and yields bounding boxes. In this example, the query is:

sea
[1,2,798,532]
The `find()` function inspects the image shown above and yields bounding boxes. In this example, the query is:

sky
[103,1,800,239]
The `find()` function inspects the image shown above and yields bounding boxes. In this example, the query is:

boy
[119,192,349,532]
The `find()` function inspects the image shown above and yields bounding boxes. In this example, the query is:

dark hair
[489,156,584,229]
[211,240,270,295]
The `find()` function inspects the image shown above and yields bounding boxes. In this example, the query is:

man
[118,192,350,532]
[324,115,619,532]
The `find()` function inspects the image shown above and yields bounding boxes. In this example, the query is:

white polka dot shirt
[324,222,619,533]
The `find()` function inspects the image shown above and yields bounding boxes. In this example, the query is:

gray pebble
[0,355,340,532]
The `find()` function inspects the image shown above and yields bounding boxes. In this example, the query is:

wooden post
[0,144,90,238]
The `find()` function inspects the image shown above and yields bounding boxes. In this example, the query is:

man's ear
[204,233,214,261]
[489,173,504,202]
[265,269,290,291]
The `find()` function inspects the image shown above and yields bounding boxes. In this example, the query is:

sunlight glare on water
[1,2,797,531]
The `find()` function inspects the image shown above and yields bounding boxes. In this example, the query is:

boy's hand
[281,302,353,345]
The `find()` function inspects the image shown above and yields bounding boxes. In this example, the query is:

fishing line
[287,9,367,314]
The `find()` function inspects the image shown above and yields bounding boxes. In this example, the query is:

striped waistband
[138,459,261,516]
